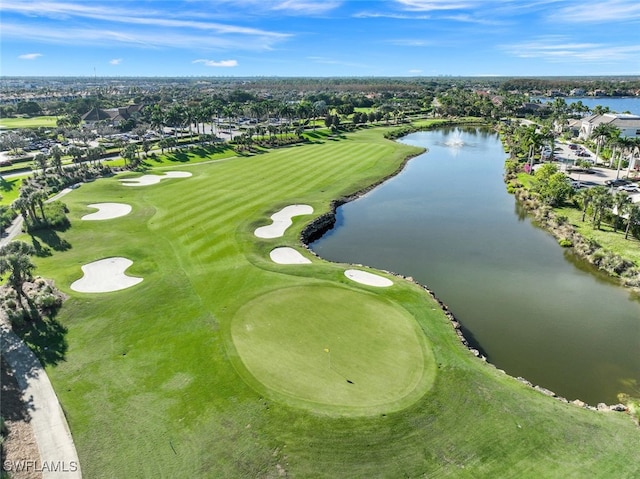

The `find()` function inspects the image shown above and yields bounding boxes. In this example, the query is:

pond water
[311,127,640,405]
[538,96,640,115]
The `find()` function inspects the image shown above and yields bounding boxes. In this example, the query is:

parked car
[617,184,640,193]
[605,179,630,187]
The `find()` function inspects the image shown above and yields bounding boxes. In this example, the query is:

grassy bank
[23,126,640,478]
[0,116,58,129]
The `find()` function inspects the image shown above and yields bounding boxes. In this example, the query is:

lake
[311,127,640,406]
[539,96,640,115]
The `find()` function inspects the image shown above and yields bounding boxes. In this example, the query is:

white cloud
[211,0,342,15]
[109,58,122,65]
[408,69,423,73]
[1,1,291,50]
[271,0,342,15]
[2,23,280,51]
[18,53,43,60]
[353,11,432,19]
[192,59,238,67]
[395,0,474,11]
[555,1,640,23]
[388,39,433,47]
[501,36,640,63]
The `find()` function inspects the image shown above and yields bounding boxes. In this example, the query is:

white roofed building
[579,113,640,140]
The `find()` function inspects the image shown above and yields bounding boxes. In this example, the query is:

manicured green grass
[25,127,640,478]
[0,176,25,205]
[0,116,58,129]
[231,285,433,414]
[143,144,237,166]
[557,204,640,265]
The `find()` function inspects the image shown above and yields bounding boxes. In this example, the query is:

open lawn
[232,285,433,414]
[0,176,25,205]
[144,144,237,165]
[23,126,640,478]
[0,116,58,129]
[557,204,640,265]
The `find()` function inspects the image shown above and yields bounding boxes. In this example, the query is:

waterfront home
[578,113,640,140]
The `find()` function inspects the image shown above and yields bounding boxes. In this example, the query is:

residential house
[578,113,640,140]
[81,104,143,126]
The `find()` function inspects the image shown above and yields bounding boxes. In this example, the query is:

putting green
[231,285,434,414]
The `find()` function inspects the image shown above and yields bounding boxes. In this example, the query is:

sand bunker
[345,269,393,287]
[120,171,192,186]
[81,203,132,220]
[255,204,314,238]
[71,257,143,293]
[270,247,312,265]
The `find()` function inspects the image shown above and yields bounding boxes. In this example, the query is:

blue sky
[2,0,640,77]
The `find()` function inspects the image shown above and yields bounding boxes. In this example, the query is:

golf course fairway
[231,285,433,414]
[19,125,640,478]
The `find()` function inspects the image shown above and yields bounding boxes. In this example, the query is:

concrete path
[1,185,81,477]
[0,215,24,247]
[1,321,82,478]
[1,188,72,248]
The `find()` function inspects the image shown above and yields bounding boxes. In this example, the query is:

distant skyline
[2,0,640,77]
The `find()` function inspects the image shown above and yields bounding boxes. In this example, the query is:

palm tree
[50,146,63,175]
[296,101,312,126]
[312,101,327,130]
[575,187,596,222]
[120,143,138,168]
[150,105,166,136]
[615,136,634,180]
[623,202,640,240]
[165,105,185,145]
[590,186,613,230]
[17,184,39,224]
[623,137,640,179]
[0,240,37,307]
[67,146,85,164]
[11,196,32,229]
[32,188,50,223]
[591,123,619,166]
[32,153,48,177]
[611,190,630,232]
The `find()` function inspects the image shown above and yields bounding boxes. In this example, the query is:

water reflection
[311,128,640,405]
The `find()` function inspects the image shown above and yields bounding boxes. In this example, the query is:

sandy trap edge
[344,269,393,287]
[255,204,314,239]
[81,203,132,221]
[71,257,143,293]
[120,171,192,186]
[270,247,312,264]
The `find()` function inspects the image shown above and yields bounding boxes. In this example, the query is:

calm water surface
[539,96,640,115]
[311,128,640,405]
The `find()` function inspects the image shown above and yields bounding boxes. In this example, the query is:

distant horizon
[2,74,640,80]
[2,1,640,77]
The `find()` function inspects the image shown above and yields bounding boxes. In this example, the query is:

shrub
[34,292,62,311]
[558,238,573,247]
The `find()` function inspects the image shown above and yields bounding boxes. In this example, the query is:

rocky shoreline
[508,181,640,293]
[299,136,635,420]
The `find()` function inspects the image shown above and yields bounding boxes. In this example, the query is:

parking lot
[550,141,640,202]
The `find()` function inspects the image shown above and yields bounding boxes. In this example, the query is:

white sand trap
[254,204,314,238]
[120,171,192,186]
[71,257,143,293]
[345,269,393,287]
[81,203,132,220]
[270,247,312,265]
